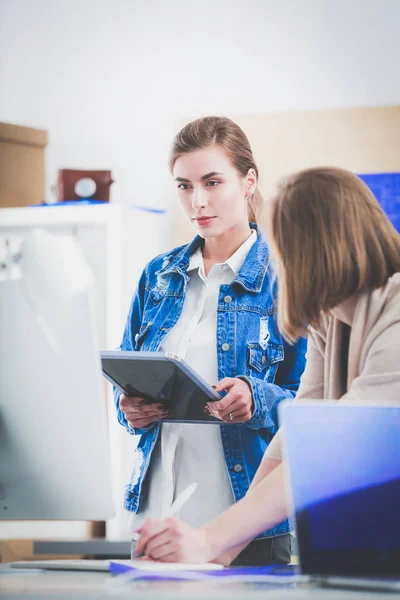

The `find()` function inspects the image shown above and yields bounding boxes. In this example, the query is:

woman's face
[173,145,256,239]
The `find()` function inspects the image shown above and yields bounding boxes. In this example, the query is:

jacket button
[233,464,242,473]
[261,355,267,365]
[221,343,230,352]
[134,334,139,342]
[224,295,232,303]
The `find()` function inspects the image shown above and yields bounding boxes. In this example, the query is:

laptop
[280,402,400,592]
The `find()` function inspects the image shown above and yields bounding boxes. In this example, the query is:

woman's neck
[331,295,358,326]
[202,222,252,266]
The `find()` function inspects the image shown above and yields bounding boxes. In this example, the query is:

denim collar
[158,223,271,293]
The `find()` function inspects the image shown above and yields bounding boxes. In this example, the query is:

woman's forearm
[250,457,281,489]
[204,462,289,560]
[212,457,282,564]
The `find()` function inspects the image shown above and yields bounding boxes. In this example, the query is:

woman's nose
[192,188,208,210]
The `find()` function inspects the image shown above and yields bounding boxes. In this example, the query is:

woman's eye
[177,183,192,190]
[206,180,219,187]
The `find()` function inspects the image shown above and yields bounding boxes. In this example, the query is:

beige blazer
[266,273,400,461]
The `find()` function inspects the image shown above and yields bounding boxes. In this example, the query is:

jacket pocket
[134,322,152,350]
[247,342,284,373]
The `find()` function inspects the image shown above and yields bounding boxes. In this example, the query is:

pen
[131,482,198,559]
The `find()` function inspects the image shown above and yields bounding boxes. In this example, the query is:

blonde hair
[271,167,400,343]
[169,116,263,223]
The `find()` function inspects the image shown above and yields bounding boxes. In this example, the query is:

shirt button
[221,343,230,352]
[233,464,242,473]
[224,295,232,303]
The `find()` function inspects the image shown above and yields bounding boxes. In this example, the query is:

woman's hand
[119,395,168,428]
[212,544,248,566]
[135,517,215,563]
[206,378,253,423]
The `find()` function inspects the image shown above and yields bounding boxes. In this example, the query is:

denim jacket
[114,224,307,538]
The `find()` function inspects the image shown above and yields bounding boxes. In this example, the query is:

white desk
[1,568,398,600]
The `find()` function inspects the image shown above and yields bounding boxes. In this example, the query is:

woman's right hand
[119,395,169,429]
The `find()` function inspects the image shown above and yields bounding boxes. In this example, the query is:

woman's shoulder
[355,273,400,353]
[144,242,193,275]
[361,273,400,372]
[386,272,400,300]
[308,274,400,352]
[370,272,400,320]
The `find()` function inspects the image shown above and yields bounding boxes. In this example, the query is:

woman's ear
[246,168,257,197]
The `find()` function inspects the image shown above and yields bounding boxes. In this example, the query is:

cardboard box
[0,122,48,208]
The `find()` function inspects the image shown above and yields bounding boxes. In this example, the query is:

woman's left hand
[135,517,214,563]
[206,378,253,423]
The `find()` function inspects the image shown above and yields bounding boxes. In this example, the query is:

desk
[1,568,398,600]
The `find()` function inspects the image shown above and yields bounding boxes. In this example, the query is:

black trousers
[231,533,291,567]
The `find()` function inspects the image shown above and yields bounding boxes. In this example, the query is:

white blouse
[126,230,257,530]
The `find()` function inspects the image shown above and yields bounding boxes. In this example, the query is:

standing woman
[115,117,307,566]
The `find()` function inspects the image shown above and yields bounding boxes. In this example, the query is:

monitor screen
[0,231,114,521]
[282,404,400,577]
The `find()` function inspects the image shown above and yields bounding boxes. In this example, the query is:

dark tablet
[101,350,224,424]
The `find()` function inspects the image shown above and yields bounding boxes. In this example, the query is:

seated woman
[135,166,400,564]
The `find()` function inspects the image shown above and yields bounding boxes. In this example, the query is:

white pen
[131,482,198,557]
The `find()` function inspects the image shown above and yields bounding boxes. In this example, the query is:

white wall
[1,0,399,214]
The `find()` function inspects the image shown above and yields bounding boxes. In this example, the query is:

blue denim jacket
[114,224,307,538]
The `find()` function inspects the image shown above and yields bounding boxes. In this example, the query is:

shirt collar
[188,229,257,276]
[187,247,203,272]
[225,229,257,275]
[158,223,272,294]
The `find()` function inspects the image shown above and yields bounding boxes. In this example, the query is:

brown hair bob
[271,167,400,343]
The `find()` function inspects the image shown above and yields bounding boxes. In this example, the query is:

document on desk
[108,560,302,583]
[110,559,223,573]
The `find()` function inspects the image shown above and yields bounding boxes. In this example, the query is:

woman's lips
[193,216,216,227]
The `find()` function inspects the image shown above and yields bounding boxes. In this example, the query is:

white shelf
[0,204,123,228]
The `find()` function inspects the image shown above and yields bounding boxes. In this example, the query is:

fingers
[214,400,252,423]
[120,395,168,427]
[150,549,177,562]
[127,416,162,428]
[142,531,176,561]
[225,408,252,423]
[125,409,169,428]
[206,379,253,423]
[218,399,251,421]
[120,395,166,413]
[137,518,211,564]
[119,394,143,409]
[124,403,167,416]
[135,518,169,556]
[138,518,189,562]
[212,378,236,394]
[209,388,240,412]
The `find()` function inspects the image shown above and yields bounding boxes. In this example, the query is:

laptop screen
[281,404,400,578]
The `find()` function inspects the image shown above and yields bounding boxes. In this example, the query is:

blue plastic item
[358,173,400,232]
[32,200,109,207]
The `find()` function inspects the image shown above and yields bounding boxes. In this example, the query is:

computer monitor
[0,230,114,520]
[281,402,400,578]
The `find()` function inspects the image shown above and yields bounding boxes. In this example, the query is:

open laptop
[280,402,400,592]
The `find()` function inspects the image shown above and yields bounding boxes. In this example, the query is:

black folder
[101,350,224,424]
